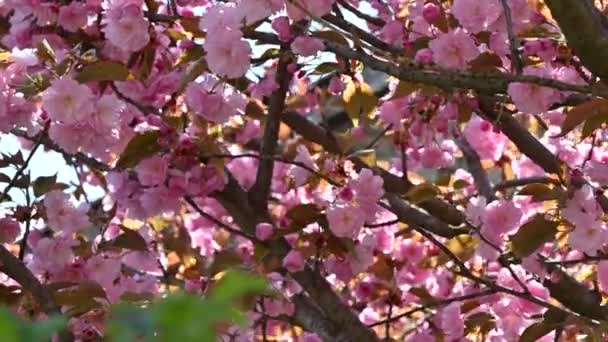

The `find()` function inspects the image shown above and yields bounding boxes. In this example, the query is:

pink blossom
[482,200,522,235]
[103,1,150,52]
[397,240,426,265]
[135,155,168,187]
[42,77,95,124]
[0,218,20,243]
[185,82,235,123]
[236,120,261,144]
[463,116,508,161]
[326,205,366,239]
[290,36,324,57]
[255,222,274,240]
[58,2,88,32]
[250,76,279,100]
[350,168,384,217]
[139,185,180,217]
[200,3,242,33]
[299,332,322,342]
[584,160,608,186]
[238,0,283,24]
[328,76,343,94]
[417,142,456,169]
[598,261,608,293]
[358,307,379,325]
[568,221,607,255]
[563,185,601,228]
[85,255,122,288]
[379,20,405,45]
[290,145,318,187]
[44,190,91,235]
[414,48,433,64]
[203,29,251,79]
[30,236,76,273]
[466,196,487,226]
[508,66,561,114]
[286,0,335,20]
[439,303,464,338]
[378,98,408,127]
[451,0,502,33]
[272,16,292,42]
[283,250,305,272]
[421,2,441,23]
[429,29,479,69]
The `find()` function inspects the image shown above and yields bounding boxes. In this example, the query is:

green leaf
[517,183,563,202]
[464,312,496,337]
[352,149,377,168]
[254,48,280,65]
[469,52,503,72]
[510,214,558,258]
[209,270,266,303]
[0,308,20,342]
[52,281,106,307]
[207,251,243,276]
[75,61,133,83]
[519,322,559,342]
[343,81,377,121]
[174,46,204,68]
[35,40,56,64]
[286,204,322,228]
[25,315,66,341]
[311,62,340,75]
[558,99,608,138]
[404,183,439,205]
[32,174,68,197]
[101,227,148,252]
[116,131,161,169]
[311,30,349,46]
[107,303,155,342]
[12,174,30,189]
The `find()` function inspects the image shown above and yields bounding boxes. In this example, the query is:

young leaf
[509,214,558,258]
[343,81,378,121]
[557,99,608,138]
[75,61,133,83]
[116,131,161,169]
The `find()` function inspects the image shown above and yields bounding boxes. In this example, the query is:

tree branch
[324,41,605,96]
[385,194,469,238]
[454,135,496,201]
[0,245,60,315]
[544,0,608,79]
[250,52,292,211]
[499,0,523,74]
[214,171,380,341]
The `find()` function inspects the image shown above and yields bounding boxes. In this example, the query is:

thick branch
[385,194,469,238]
[250,53,292,211]
[477,99,563,176]
[0,245,59,315]
[324,42,605,97]
[455,135,495,201]
[544,0,608,79]
[214,171,380,341]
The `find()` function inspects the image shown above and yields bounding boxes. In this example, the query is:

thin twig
[184,196,259,242]
[0,130,45,202]
[368,289,496,327]
[499,0,523,74]
[19,187,32,261]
